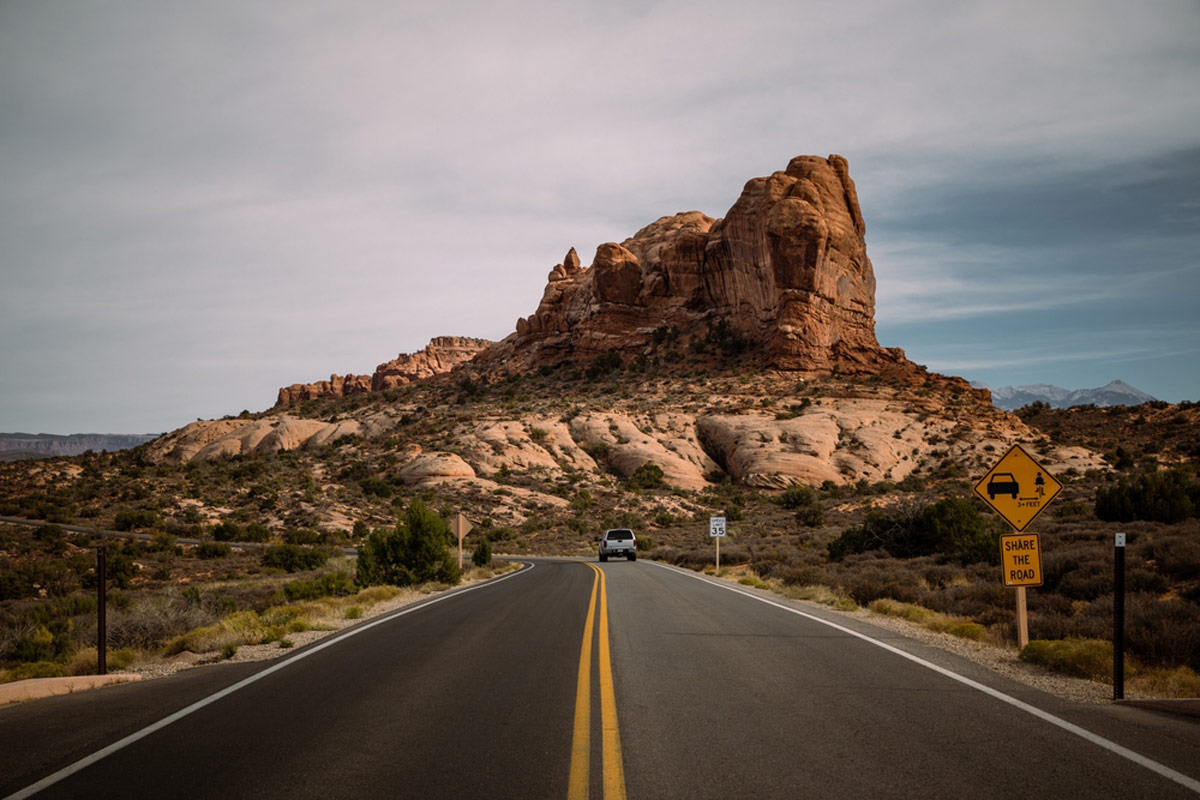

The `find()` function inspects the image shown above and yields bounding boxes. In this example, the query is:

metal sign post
[96,547,107,676]
[1114,532,1126,700]
[709,516,726,573]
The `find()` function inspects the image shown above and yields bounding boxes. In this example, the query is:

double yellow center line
[568,563,626,800]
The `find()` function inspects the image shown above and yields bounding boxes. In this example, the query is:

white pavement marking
[3,563,534,800]
[651,561,1200,796]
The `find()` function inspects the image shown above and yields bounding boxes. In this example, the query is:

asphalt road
[2,559,1199,799]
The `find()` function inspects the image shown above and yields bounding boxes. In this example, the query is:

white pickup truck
[598,528,637,562]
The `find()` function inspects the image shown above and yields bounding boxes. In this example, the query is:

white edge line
[648,561,1200,795]
[3,562,535,800]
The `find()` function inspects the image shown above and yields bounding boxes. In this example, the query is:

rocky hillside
[128,153,1107,523]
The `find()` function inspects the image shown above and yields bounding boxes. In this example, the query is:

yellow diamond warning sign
[974,444,1062,532]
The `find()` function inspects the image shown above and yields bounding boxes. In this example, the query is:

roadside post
[96,546,107,676]
[1114,532,1126,700]
[709,516,726,573]
[452,513,473,571]
[974,444,1061,649]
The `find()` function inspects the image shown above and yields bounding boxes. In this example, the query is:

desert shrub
[210,521,244,542]
[356,499,460,587]
[9,623,73,663]
[1020,638,1119,681]
[360,477,394,498]
[471,537,492,567]
[243,522,271,543]
[68,647,136,675]
[1125,594,1200,670]
[282,529,326,546]
[196,542,231,559]
[1054,500,1093,518]
[261,545,327,573]
[283,571,355,601]
[1,661,70,683]
[106,594,215,650]
[1145,532,1200,582]
[626,463,665,491]
[113,508,160,531]
[1095,468,1198,523]
[840,564,924,606]
[828,497,1002,564]
[585,352,622,380]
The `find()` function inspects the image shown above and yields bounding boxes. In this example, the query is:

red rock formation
[371,336,493,391]
[276,374,372,406]
[275,336,491,406]
[483,154,916,376]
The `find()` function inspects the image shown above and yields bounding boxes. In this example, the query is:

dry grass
[868,598,992,643]
[1128,666,1200,699]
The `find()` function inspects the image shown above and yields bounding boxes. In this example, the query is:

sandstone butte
[144,154,1107,515]
[487,154,917,379]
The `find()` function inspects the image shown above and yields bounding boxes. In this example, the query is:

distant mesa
[976,380,1158,411]
[0,432,159,461]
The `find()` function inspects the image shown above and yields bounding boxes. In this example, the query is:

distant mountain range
[0,432,159,461]
[971,380,1158,411]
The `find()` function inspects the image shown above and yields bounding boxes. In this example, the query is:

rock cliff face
[484,154,912,376]
[276,336,491,406]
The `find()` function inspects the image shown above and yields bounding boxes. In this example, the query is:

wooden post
[1015,586,1028,649]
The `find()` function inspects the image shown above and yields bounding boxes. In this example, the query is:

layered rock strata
[276,336,491,406]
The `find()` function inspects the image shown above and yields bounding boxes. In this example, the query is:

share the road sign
[974,444,1062,532]
[999,533,1044,587]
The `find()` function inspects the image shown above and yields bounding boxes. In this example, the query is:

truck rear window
[607,530,633,540]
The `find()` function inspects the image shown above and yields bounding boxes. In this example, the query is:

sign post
[1114,532,1126,700]
[975,444,1061,649]
[709,516,726,573]
[452,513,473,571]
[96,546,107,676]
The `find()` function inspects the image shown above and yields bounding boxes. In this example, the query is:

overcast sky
[2,1,1198,434]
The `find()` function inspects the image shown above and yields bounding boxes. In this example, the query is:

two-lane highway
[3,559,1199,799]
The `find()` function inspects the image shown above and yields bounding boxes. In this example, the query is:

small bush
[211,521,244,542]
[261,545,327,573]
[1020,638,1122,681]
[1,661,70,683]
[196,542,231,559]
[345,606,364,620]
[356,499,460,587]
[1096,468,1198,523]
[113,509,160,531]
[283,571,354,601]
[625,463,665,491]
[828,497,1002,564]
[471,537,492,567]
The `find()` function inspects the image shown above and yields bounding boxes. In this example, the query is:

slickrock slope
[276,336,491,406]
